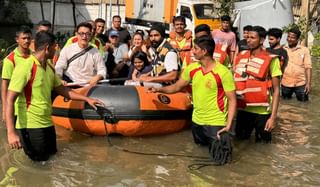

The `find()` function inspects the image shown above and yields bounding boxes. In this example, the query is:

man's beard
[269,42,279,49]
[151,39,163,49]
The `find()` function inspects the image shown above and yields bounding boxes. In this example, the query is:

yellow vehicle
[125,0,221,33]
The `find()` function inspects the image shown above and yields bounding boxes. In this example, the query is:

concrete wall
[25,1,125,33]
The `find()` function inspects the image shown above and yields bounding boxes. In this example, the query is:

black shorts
[191,122,224,146]
[235,110,272,143]
[17,126,57,161]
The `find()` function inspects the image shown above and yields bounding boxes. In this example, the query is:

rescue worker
[6,31,103,161]
[29,20,60,65]
[168,16,192,69]
[234,26,282,143]
[194,24,229,67]
[148,36,236,165]
[1,26,32,125]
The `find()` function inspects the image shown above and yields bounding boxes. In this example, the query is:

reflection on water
[1,64,320,186]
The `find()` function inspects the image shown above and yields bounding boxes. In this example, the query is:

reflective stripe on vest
[169,30,192,66]
[234,50,273,107]
[213,44,228,65]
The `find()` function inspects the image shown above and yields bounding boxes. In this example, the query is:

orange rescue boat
[52,84,192,136]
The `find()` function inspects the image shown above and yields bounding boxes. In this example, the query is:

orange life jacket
[234,50,275,108]
[213,43,228,65]
[169,30,192,67]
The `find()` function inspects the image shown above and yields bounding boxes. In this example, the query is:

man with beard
[139,24,179,85]
[234,26,282,143]
[1,26,32,125]
[281,27,312,102]
[266,28,288,72]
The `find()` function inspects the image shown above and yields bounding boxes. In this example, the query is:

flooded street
[0,62,320,186]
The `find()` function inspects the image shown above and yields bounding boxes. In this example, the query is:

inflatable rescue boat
[52,84,192,136]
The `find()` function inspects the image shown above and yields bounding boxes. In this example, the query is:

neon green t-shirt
[243,58,282,114]
[8,55,62,129]
[181,62,235,126]
[2,47,31,79]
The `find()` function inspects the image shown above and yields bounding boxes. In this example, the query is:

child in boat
[127,51,152,81]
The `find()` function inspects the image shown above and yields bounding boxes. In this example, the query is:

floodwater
[1,62,320,186]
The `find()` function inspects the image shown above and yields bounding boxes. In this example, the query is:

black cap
[150,24,165,38]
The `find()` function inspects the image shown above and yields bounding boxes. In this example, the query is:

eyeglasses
[78,32,91,37]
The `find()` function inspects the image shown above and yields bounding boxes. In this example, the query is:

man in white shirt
[55,22,107,85]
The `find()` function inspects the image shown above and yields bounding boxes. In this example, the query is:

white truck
[125,0,221,33]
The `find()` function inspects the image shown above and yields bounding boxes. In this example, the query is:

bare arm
[304,68,312,94]
[1,79,9,123]
[229,51,235,65]
[232,46,239,70]
[265,76,280,131]
[54,85,103,110]
[140,71,178,83]
[88,75,104,85]
[217,90,237,137]
[132,68,138,81]
[151,77,189,94]
[6,90,21,149]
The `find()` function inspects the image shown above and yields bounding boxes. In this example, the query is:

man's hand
[86,98,104,110]
[217,126,231,139]
[146,87,159,93]
[264,117,276,132]
[304,83,311,94]
[88,79,98,86]
[8,132,21,149]
[61,80,68,86]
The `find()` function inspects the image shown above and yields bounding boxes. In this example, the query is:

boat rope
[96,105,232,170]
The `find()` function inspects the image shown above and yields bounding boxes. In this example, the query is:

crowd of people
[1,14,312,164]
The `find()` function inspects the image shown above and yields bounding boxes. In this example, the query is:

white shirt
[55,43,106,83]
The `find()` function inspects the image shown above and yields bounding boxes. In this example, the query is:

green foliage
[282,16,308,41]
[0,0,32,25]
[215,0,241,16]
[311,33,320,57]
[0,39,9,60]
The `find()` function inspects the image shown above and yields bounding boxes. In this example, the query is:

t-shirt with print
[181,62,235,126]
[8,55,61,129]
